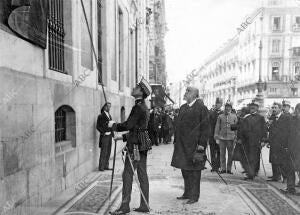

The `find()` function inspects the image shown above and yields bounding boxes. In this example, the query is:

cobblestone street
[46,143,300,215]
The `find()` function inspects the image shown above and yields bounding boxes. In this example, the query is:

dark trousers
[271,163,282,180]
[181,170,202,201]
[282,158,296,191]
[149,129,158,146]
[209,138,220,170]
[120,151,149,210]
[246,145,260,178]
[98,135,112,170]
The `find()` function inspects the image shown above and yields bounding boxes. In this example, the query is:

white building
[0,0,150,211]
[196,0,300,109]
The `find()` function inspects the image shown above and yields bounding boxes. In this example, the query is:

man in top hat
[209,97,223,172]
[214,101,237,174]
[109,78,152,215]
[96,102,113,171]
[282,100,291,115]
[171,86,210,204]
[239,100,267,180]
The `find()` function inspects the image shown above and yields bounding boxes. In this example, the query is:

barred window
[55,107,66,142]
[55,105,76,146]
[48,0,65,73]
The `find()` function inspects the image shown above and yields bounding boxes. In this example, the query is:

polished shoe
[211,168,218,172]
[227,170,233,174]
[219,170,226,174]
[267,176,274,179]
[99,169,104,172]
[133,207,150,213]
[104,167,113,171]
[109,208,130,215]
[186,199,198,204]
[177,195,189,200]
[267,178,280,182]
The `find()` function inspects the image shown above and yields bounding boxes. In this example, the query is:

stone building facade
[196,0,300,109]
[0,0,150,211]
[148,0,167,86]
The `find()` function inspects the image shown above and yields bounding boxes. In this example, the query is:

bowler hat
[249,99,259,107]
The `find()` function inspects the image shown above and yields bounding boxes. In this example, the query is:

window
[293,16,300,31]
[81,0,93,70]
[48,0,65,73]
[295,62,300,77]
[55,107,66,142]
[55,105,76,146]
[271,62,280,80]
[97,0,103,84]
[271,39,280,53]
[118,8,124,91]
[272,17,282,32]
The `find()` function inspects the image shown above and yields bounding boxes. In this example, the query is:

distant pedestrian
[171,86,210,204]
[214,102,237,174]
[96,102,113,171]
[209,98,223,172]
[282,100,291,116]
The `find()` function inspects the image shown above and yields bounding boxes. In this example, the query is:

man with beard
[209,98,223,172]
[240,100,267,180]
[171,86,210,204]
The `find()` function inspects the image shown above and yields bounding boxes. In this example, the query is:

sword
[124,147,151,211]
[109,137,118,202]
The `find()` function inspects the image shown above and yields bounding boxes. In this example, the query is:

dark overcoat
[114,99,151,152]
[171,99,210,171]
[269,114,290,164]
[96,111,111,148]
[288,116,300,170]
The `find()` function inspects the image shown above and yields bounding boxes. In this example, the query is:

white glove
[108,120,115,128]
[216,139,220,145]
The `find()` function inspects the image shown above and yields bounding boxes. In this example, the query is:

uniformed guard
[209,98,223,172]
[109,78,152,215]
[282,100,291,115]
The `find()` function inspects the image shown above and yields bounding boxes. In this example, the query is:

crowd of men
[208,97,300,195]
[148,107,177,146]
[96,84,300,214]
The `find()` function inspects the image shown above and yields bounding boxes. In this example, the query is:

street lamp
[255,7,265,110]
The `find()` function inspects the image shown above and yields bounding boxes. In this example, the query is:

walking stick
[109,137,118,202]
[206,158,228,185]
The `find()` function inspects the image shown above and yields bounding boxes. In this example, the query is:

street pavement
[29,143,300,215]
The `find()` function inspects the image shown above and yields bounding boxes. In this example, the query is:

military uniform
[209,107,223,171]
[110,78,152,215]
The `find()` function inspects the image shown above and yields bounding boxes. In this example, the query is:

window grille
[48,0,65,73]
[55,107,66,143]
